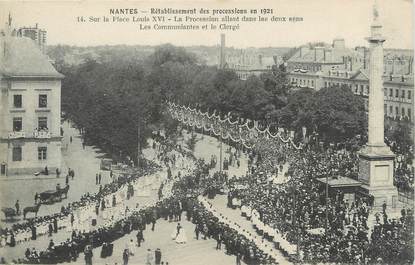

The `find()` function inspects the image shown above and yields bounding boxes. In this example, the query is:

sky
[0,0,413,49]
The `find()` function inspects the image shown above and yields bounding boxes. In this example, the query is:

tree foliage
[58,44,367,160]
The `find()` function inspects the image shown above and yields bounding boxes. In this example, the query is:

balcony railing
[8,131,25,139]
[33,130,51,139]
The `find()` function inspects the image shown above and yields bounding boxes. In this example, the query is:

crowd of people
[0,158,162,252]
[5,131,284,265]
[3,103,413,265]
[168,102,414,264]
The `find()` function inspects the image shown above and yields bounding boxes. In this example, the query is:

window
[389,88,393,97]
[311,80,314,87]
[384,88,387,97]
[38,147,47,160]
[402,108,405,117]
[38,94,47,108]
[402,90,405,98]
[355,85,358,93]
[384,104,387,114]
[366,86,370,94]
[389,106,393,115]
[395,89,399,98]
[13,95,22,108]
[13,117,22,132]
[408,109,412,120]
[395,106,399,116]
[12,147,22,161]
[38,117,48,130]
[408,91,411,100]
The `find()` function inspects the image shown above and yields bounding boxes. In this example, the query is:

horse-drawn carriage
[1,207,18,220]
[39,185,70,204]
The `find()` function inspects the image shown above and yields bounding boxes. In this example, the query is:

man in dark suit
[151,216,157,231]
[155,248,162,265]
[194,225,200,240]
[136,229,144,247]
[31,225,37,240]
[53,218,58,233]
[48,223,53,236]
[216,233,222,250]
[84,245,93,265]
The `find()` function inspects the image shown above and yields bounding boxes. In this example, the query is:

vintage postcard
[0,0,413,264]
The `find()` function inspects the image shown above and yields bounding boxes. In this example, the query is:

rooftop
[316,176,362,188]
[0,36,63,79]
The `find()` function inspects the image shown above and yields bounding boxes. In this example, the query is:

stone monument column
[367,8,386,148]
[358,2,398,208]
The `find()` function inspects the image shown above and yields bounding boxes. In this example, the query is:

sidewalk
[0,121,110,224]
[0,174,58,181]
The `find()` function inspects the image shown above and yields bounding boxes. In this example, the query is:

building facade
[287,39,414,121]
[217,34,280,80]
[0,29,63,176]
[226,51,277,80]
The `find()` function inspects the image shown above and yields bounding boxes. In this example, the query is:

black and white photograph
[0,0,413,264]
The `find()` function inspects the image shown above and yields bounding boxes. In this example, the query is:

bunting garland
[166,101,303,150]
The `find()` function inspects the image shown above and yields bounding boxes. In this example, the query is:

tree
[275,87,314,129]
[308,85,367,142]
[386,120,414,156]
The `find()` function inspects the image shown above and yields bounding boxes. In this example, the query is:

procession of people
[1,103,413,265]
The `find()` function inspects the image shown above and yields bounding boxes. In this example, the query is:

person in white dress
[128,239,135,255]
[172,223,187,244]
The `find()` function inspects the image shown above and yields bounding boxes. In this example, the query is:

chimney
[333,38,345,49]
[219,34,226,69]
[408,56,414,75]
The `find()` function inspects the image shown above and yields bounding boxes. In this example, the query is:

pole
[293,189,299,259]
[137,120,141,168]
[325,174,329,233]
[219,133,223,172]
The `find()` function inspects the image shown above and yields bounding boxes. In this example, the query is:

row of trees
[56,44,375,160]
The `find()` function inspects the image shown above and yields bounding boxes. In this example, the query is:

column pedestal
[358,146,398,208]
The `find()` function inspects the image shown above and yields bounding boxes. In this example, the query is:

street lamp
[325,173,329,234]
[219,125,223,173]
[291,185,300,259]
[137,116,147,168]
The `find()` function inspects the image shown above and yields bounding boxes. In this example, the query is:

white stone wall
[6,139,62,175]
[8,80,61,137]
[0,78,62,176]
